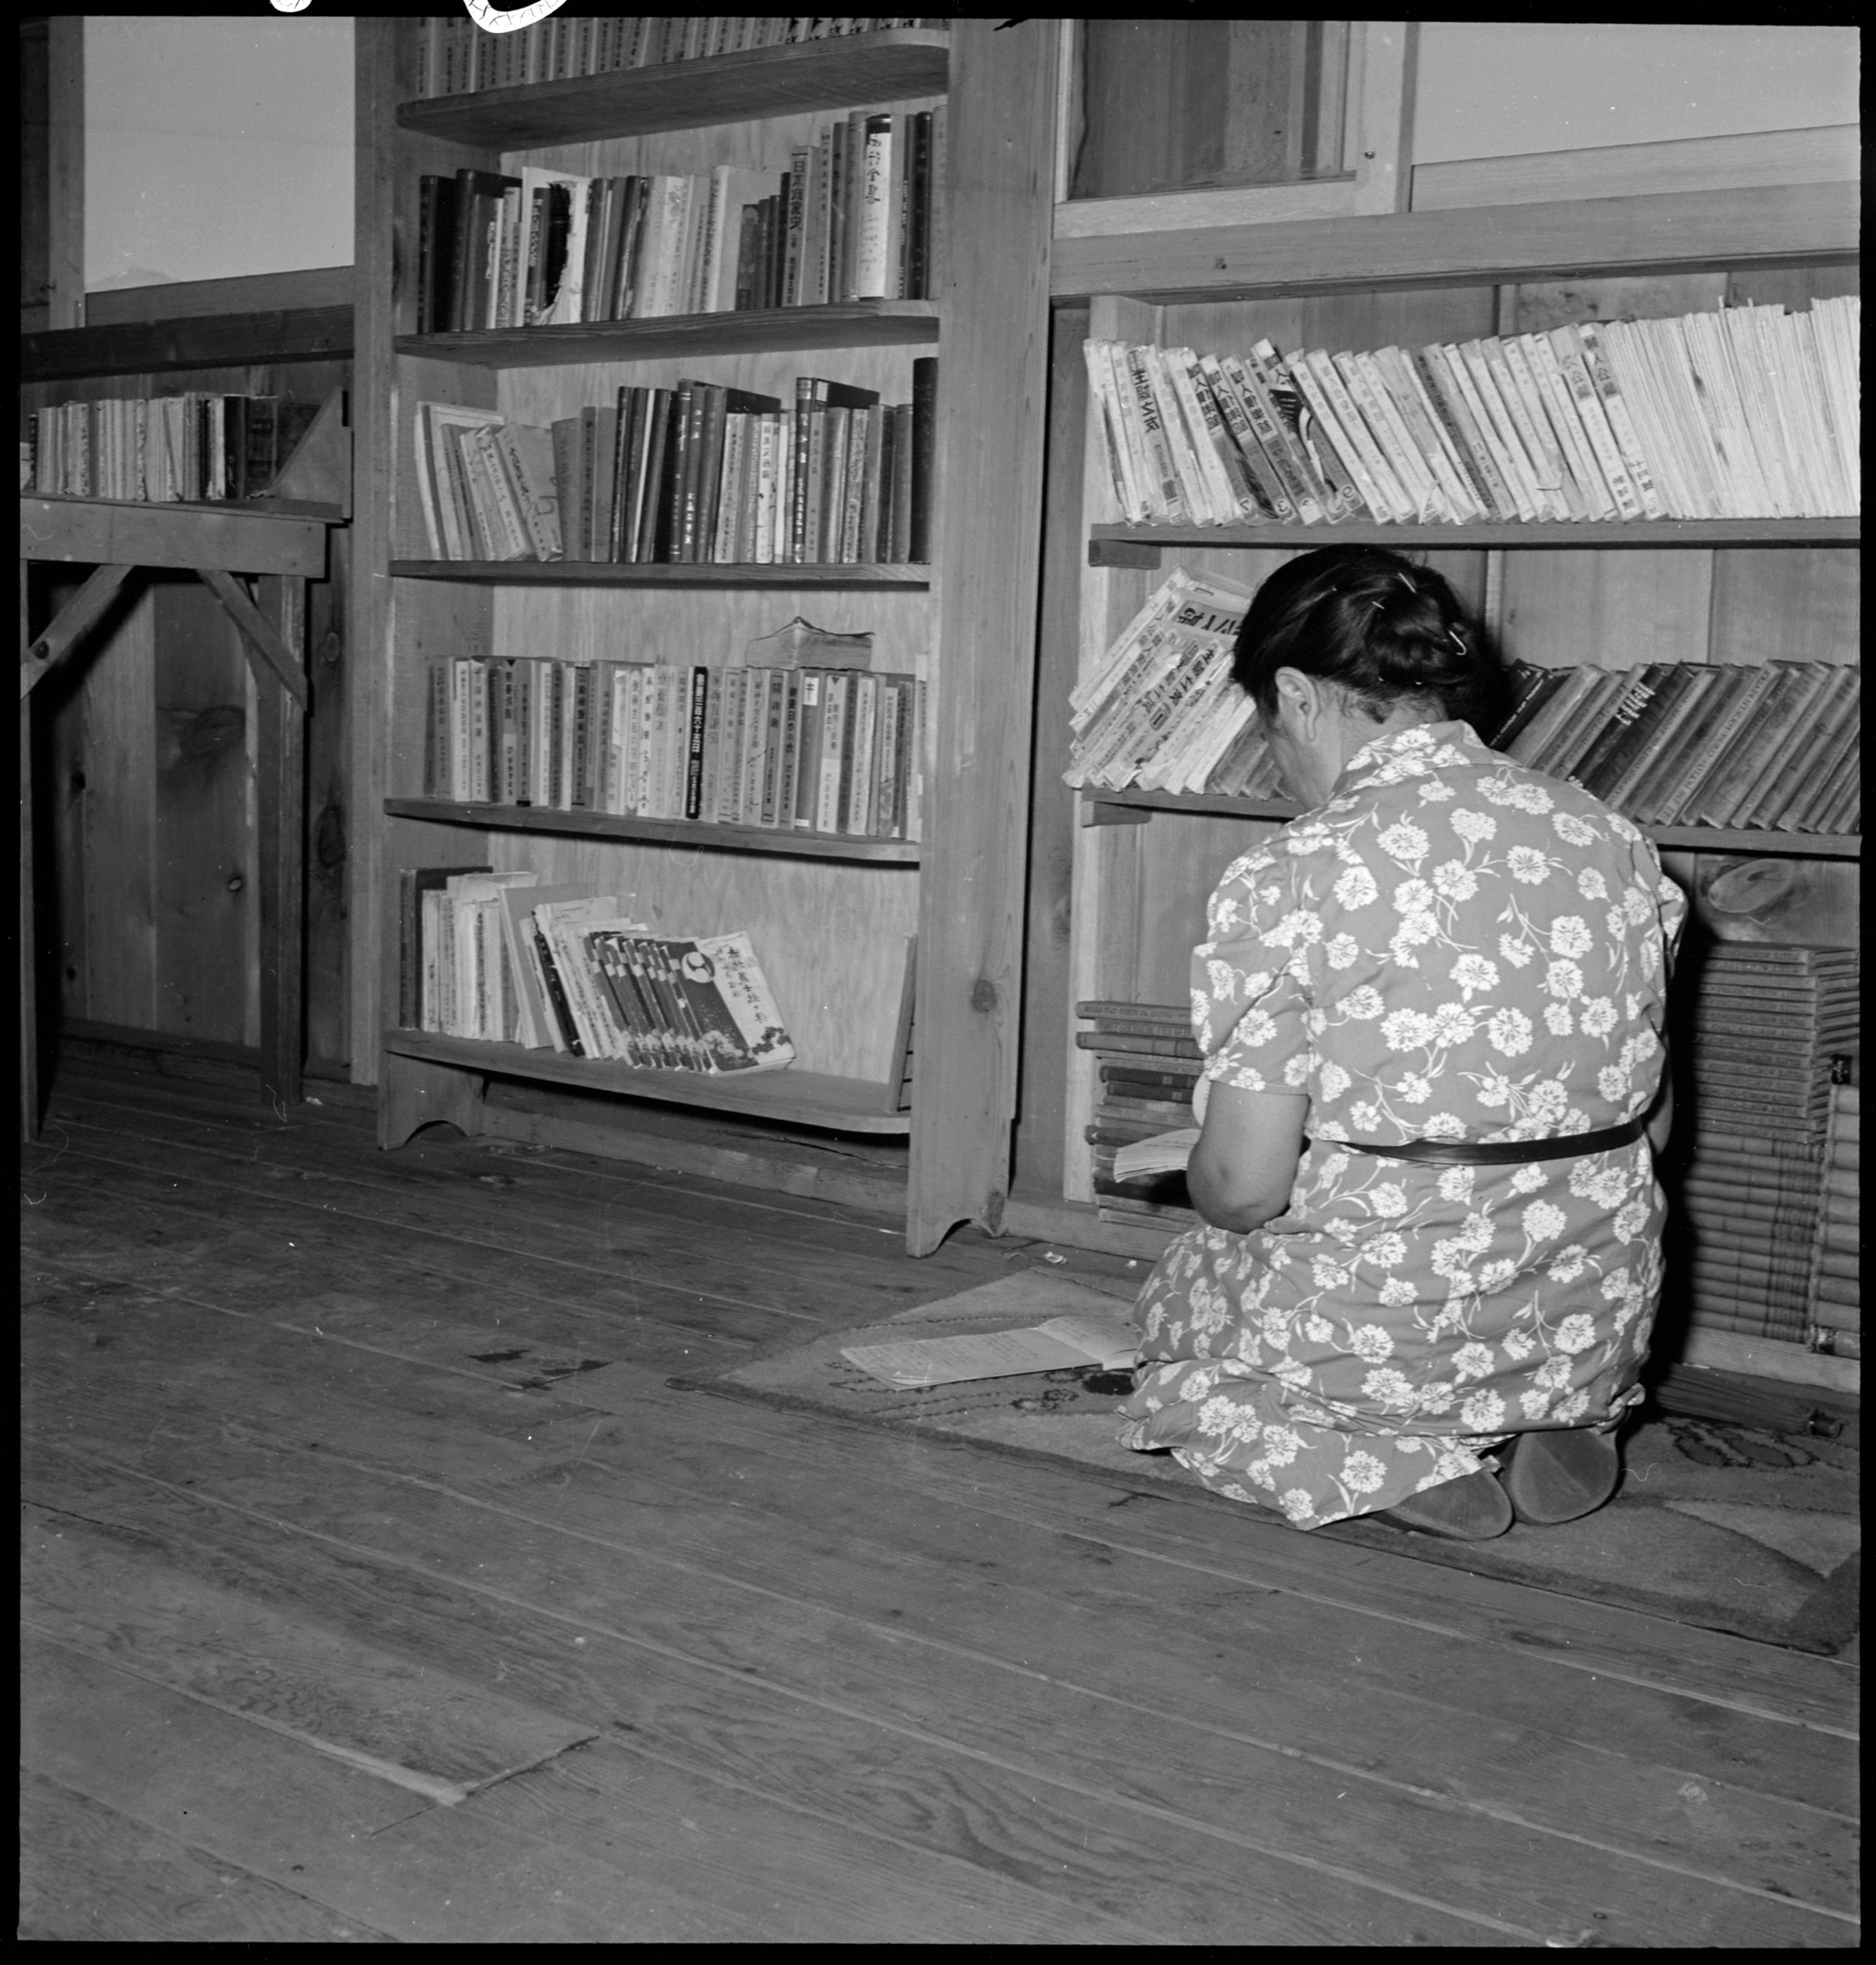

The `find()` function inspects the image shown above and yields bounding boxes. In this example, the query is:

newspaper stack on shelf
[1667,945,1859,1345]
[1808,1082,1859,1360]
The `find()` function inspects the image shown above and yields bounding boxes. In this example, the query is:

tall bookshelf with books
[354,21,1056,1250]
[1052,198,1858,1381]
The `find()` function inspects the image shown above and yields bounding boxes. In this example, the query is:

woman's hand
[1186,1080,1309,1234]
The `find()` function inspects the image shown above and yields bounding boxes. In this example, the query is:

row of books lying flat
[1086,299,1859,529]
[417,107,944,334]
[414,364,936,566]
[400,866,795,1073]
[1664,947,1858,1351]
[414,17,941,98]
[26,394,323,506]
[1069,570,1862,835]
[422,657,925,840]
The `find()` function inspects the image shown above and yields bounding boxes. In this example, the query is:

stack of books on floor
[26,393,322,503]
[421,656,924,841]
[1085,301,1859,529]
[1669,945,1859,1345]
[416,106,943,332]
[1078,1002,1201,1228]
[414,17,943,98]
[414,362,936,566]
[1487,659,1861,835]
[398,867,795,1071]
[1808,1082,1859,1360]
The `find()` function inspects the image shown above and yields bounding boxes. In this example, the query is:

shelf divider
[383,798,920,864]
[381,1028,911,1134]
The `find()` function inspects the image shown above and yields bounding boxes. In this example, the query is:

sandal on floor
[1498,1427,1622,1526]
[1373,1468,1513,1541]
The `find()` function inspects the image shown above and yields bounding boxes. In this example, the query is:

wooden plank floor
[21,1050,1860,1946]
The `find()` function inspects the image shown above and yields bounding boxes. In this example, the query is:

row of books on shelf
[25,393,323,505]
[400,865,797,1074]
[414,363,936,566]
[413,17,941,98]
[1491,658,1861,834]
[1086,298,1859,528]
[1068,571,1862,834]
[416,107,943,333]
[422,657,926,842]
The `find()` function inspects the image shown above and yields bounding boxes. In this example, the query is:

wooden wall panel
[305,527,352,1068]
[1707,548,1859,668]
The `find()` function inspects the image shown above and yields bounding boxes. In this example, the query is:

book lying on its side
[1111,1127,1200,1182]
[840,1315,1139,1389]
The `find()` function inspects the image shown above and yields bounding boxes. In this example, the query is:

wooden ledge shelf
[384,797,920,864]
[1089,517,1861,566]
[381,1028,911,1135]
[390,559,929,587]
[398,300,939,368]
[396,28,950,148]
[21,494,331,578]
[1079,790,1861,859]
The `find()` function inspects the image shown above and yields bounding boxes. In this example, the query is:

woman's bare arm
[1186,1081,1309,1234]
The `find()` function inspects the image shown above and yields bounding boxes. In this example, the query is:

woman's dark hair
[1231,545,1506,733]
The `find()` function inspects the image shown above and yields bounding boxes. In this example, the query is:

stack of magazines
[1493,659,1860,834]
[1076,1002,1200,1227]
[422,655,924,842]
[399,867,795,1072]
[1667,946,1857,1344]
[414,17,943,98]
[415,362,935,565]
[1085,300,1859,528]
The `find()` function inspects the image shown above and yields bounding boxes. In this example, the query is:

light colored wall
[84,14,353,292]
[1415,22,1859,163]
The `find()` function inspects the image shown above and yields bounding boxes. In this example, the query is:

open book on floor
[840,1315,1138,1389]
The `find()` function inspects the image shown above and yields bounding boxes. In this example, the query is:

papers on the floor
[840,1314,1139,1389]
[1112,1127,1198,1182]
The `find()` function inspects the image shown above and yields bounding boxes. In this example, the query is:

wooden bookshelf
[381,1029,911,1135]
[1078,790,1861,860]
[398,299,939,369]
[383,798,921,864]
[389,560,930,587]
[395,28,951,147]
[355,20,1056,1252]
[1090,517,1859,565]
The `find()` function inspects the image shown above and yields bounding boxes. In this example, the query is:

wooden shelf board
[398,300,939,368]
[383,1029,911,1134]
[383,798,920,864]
[21,494,332,578]
[1079,790,1860,858]
[21,305,353,381]
[396,29,949,148]
[1089,518,1860,562]
[390,559,929,587]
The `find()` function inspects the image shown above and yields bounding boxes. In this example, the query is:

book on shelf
[413,105,942,332]
[414,17,950,101]
[414,362,935,567]
[26,392,323,505]
[1084,297,1860,530]
[400,868,798,1074]
[419,654,924,843]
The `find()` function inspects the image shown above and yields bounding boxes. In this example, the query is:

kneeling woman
[1116,546,1685,1540]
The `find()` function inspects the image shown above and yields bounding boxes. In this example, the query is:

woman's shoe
[1374,1468,1513,1541]
[1498,1426,1622,1526]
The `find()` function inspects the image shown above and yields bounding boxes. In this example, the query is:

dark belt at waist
[1336,1116,1647,1167]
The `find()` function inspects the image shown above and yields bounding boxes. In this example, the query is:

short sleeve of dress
[1191,846,1316,1096]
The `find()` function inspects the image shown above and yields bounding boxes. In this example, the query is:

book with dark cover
[1484,662,1568,751]
[1747,665,1858,831]
[1534,669,1632,783]
[909,356,938,563]
[1699,663,1834,828]
[1568,663,1674,795]
[1653,666,1786,825]
[1583,663,1699,802]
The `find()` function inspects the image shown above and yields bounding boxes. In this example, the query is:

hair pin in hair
[1448,629,1466,655]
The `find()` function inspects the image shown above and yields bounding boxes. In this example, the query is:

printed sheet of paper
[840,1314,1138,1389]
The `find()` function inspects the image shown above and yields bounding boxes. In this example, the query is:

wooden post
[20,565,37,1142]
[255,575,308,1108]
[906,18,1059,1254]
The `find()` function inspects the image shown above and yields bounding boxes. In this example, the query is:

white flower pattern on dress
[1119,720,1685,1529]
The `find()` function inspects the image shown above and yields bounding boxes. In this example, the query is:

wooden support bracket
[197,566,311,711]
[1080,798,1153,828]
[19,562,137,699]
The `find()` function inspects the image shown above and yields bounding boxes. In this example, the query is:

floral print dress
[1116,720,1688,1530]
